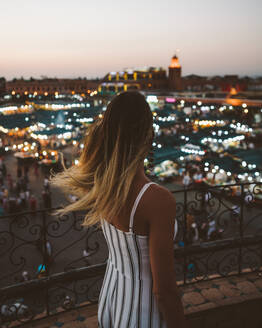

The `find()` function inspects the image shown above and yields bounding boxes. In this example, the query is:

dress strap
[129,182,156,233]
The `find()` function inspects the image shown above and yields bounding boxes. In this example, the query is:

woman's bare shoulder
[144,183,176,217]
[150,183,176,203]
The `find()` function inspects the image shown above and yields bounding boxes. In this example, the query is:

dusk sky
[1,0,261,80]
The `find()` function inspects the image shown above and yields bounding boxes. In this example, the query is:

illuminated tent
[153,147,184,165]
[156,121,176,128]
[0,113,33,130]
[204,156,244,174]
[233,149,262,170]
[155,135,181,147]
[33,127,74,136]
[35,107,102,125]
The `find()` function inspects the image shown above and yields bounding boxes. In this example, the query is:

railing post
[183,188,188,285]
[42,210,50,316]
[238,184,244,275]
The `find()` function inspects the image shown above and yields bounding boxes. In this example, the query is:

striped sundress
[98,182,177,328]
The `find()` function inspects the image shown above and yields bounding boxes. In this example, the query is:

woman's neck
[134,161,148,182]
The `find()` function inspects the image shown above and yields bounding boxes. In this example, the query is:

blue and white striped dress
[98,182,177,328]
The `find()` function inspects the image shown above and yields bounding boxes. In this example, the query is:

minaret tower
[168,54,182,91]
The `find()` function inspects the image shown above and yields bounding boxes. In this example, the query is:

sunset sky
[1,0,261,80]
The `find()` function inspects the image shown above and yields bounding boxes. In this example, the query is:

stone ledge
[13,304,98,328]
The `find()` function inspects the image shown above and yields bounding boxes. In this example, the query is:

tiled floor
[14,272,262,328]
[181,272,262,314]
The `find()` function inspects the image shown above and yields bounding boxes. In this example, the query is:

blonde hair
[51,91,154,226]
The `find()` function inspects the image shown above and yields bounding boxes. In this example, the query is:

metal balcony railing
[0,182,261,327]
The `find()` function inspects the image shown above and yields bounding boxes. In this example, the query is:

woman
[51,91,188,327]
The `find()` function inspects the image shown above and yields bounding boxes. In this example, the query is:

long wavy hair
[51,91,154,226]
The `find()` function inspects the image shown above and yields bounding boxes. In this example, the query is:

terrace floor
[17,272,262,328]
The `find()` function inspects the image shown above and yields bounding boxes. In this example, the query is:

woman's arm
[148,186,189,328]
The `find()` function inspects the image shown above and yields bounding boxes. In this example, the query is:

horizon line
[4,72,262,81]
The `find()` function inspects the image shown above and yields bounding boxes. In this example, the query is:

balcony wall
[15,272,262,328]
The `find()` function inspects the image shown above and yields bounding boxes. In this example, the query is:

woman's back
[51,92,187,327]
[104,177,155,235]
[98,181,177,327]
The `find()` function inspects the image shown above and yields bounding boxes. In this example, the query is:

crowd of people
[0,157,52,216]
[185,213,224,245]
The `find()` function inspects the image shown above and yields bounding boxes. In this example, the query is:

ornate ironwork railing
[0,182,262,327]
[173,182,262,284]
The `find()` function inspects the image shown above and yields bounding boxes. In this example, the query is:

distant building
[4,56,262,96]
[247,77,262,91]
[168,56,262,94]
[182,74,249,93]
[98,68,167,94]
[5,78,99,96]
[99,54,262,95]
[0,77,6,95]
[168,55,182,91]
